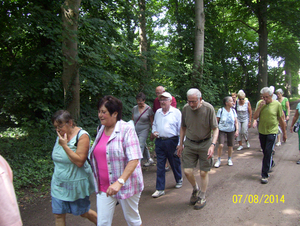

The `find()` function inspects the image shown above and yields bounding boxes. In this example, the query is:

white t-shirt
[217,107,237,132]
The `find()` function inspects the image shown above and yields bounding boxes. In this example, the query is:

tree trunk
[257,0,268,93]
[139,0,147,72]
[61,0,81,121]
[193,0,205,78]
[284,61,292,97]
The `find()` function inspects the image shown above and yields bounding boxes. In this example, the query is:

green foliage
[0,127,55,194]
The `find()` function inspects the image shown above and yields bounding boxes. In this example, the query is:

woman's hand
[106,181,122,197]
[57,131,68,148]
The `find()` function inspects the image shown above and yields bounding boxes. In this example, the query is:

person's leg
[242,121,249,145]
[199,170,209,194]
[155,139,167,190]
[54,214,66,226]
[228,146,233,158]
[237,121,243,147]
[119,193,142,226]
[138,135,147,160]
[260,134,276,179]
[166,138,182,183]
[80,209,97,224]
[96,192,117,226]
[227,131,235,164]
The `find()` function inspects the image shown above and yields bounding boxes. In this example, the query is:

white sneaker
[228,159,233,166]
[214,160,221,168]
[237,146,243,151]
[143,158,154,167]
[275,142,281,147]
[152,190,165,198]
[246,141,250,148]
[175,178,183,189]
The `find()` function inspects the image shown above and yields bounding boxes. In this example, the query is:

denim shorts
[52,196,91,216]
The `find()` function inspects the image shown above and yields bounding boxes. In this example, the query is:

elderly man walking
[151,92,182,198]
[253,87,287,184]
[177,88,219,210]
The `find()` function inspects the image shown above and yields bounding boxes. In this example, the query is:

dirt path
[21,101,300,226]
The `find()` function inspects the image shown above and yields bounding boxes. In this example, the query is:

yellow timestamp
[232,194,285,204]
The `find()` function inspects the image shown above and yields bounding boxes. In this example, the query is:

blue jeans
[155,137,182,190]
[259,133,276,178]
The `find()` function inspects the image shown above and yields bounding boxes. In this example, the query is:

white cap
[158,92,172,100]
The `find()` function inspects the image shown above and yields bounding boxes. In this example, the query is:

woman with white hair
[276,88,290,146]
[236,90,252,151]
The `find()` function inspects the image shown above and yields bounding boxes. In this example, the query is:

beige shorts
[182,138,213,171]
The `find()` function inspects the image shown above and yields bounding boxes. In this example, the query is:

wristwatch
[117,178,125,186]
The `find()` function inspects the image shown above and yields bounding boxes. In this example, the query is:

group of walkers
[48,85,300,226]
[4,85,299,226]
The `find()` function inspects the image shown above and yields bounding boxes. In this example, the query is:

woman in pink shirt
[89,95,144,226]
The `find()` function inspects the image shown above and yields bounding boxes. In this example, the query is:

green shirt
[280,97,288,115]
[257,100,283,135]
[51,129,94,201]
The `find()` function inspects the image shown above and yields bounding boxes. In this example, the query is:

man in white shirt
[151,92,182,198]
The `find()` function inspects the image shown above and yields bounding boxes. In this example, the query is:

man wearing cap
[253,86,286,184]
[151,92,182,198]
[152,85,177,172]
[177,88,219,210]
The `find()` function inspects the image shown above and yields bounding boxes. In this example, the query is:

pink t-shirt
[93,133,110,193]
[0,155,23,226]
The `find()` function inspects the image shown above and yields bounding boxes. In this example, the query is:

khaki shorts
[182,138,213,171]
[218,131,235,147]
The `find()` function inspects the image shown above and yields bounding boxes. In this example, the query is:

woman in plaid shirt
[89,96,144,226]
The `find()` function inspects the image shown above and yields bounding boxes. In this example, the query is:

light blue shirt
[152,106,181,138]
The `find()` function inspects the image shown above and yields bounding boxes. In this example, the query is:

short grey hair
[260,87,273,96]
[187,88,202,99]
[276,88,283,95]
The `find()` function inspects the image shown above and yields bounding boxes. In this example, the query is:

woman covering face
[51,110,97,225]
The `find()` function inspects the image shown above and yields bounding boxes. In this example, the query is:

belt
[160,136,179,140]
[186,137,210,143]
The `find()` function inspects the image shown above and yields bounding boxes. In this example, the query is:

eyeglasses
[187,100,198,104]
[159,99,169,102]
[137,100,144,103]
[54,123,66,130]
[240,98,245,100]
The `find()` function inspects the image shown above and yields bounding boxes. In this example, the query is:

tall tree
[193,0,205,78]
[62,0,81,121]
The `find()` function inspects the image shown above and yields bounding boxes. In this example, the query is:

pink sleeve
[0,155,23,226]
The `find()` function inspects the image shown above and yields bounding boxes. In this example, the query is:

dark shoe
[190,188,200,205]
[194,198,206,210]
[297,159,300,164]
[261,177,268,184]
[165,166,170,172]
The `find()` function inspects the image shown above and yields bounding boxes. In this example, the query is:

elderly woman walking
[132,92,154,166]
[276,88,290,146]
[236,90,252,151]
[214,96,239,167]
[89,95,144,226]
